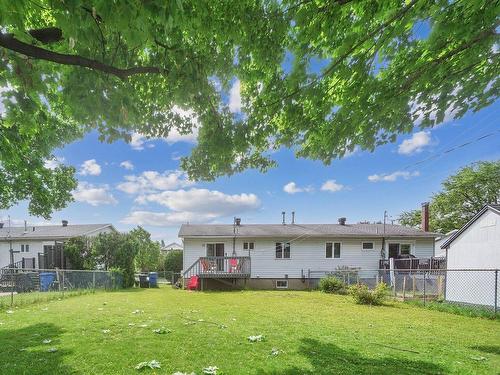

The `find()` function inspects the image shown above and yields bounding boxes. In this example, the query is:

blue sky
[1,54,499,244]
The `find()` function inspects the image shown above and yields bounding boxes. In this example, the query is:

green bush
[349,282,388,305]
[319,276,347,294]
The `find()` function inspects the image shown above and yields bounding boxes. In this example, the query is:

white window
[325,242,341,258]
[21,244,24,253]
[276,280,288,289]
[243,242,254,250]
[362,242,374,250]
[275,242,290,259]
[20,244,29,252]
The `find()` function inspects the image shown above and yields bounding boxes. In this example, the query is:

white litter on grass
[6,310,13,314]
[97,308,104,311]
[47,348,58,353]
[139,324,148,328]
[202,366,219,374]
[41,307,48,311]
[128,323,136,326]
[471,356,487,361]
[152,328,170,334]
[247,335,264,342]
[19,348,27,352]
[173,372,196,375]
[197,319,205,322]
[42,339,52,344]
[184,322,196,325]
[219,324,227,329]
[270,348,280,356]
[102,329,111,334]
[135,360,161,370]
[132,310,144,314]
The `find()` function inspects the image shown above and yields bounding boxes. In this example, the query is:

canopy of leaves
[130,226,161,272]
[0,0,498,217]
[163,250,183,273]
[398,160,500,233]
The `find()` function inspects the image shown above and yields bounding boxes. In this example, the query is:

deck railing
[183,256,251,280]
[379,257,446,271]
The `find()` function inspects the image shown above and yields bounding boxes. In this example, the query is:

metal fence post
[92,271,96,289]
[10,268,14,307]
[495,269,498,314]
[62,270,65,298]
[423,271,426,306]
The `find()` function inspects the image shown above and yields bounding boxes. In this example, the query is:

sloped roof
[0,224,115,241]
[179,223,440,239]
[440,204,500,249]
[164,242,183,249]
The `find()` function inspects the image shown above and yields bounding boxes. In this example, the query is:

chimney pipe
[291,211,295,224]
[338,217,346,225]
[421,202,429,231]
[0,223,3,229]
[282,211,286,225]
[62,220,68,227]
[235,218,241,226]
[24,220,27,232]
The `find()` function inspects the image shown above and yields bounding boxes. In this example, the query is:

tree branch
[0,32,167,79]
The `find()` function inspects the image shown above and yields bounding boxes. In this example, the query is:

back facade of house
[179,215,440,290]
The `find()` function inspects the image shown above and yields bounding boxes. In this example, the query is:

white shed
[441,204,500,308]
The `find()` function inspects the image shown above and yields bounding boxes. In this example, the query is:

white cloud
[283,182,313,194]
[368,170,420,182]
[121,211,217,226]
[123,188,261,227]
[398,131,432,155]
[117,170,194,194]
[73,182,117,206]
[79,159,102,176]
[129,133,149,150]
[229,79,242,113]
[44,156,65,170]
[136,188,260,215]
[320,180,344,192]
[120,160,134,170]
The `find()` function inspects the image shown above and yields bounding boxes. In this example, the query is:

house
[0,220,116,269]
[440,204,500,308]
[161,242,183,254]
[179,208,441,290]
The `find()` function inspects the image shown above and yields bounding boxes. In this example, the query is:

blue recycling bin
[148,272,158,288]
[39,272,56,292]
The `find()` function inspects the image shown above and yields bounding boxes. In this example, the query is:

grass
[0,289,97,310]
[405,299,499,320]
[0,287,499,374]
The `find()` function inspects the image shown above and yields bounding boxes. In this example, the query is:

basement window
[276,280,288,289]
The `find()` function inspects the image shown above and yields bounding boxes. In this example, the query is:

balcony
[183,256,251,280]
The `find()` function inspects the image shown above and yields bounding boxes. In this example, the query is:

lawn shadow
[0,323,79,375]
[471,345,500,355]
[257,338,447,375]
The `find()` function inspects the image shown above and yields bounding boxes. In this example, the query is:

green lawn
[0,287,499,375]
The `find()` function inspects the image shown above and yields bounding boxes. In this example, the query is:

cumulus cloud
[229,79,242,113]
[120,160,134,170]
[398,131,432,155]
[79,159,102,176]
[129,133,150,150]
[368,170,420,182]
[123,188,261,226]
[73,182,117,206]
[44,156,65,170]
[320,180,344,192]
[283,182,313,194]
[117,170,194,194]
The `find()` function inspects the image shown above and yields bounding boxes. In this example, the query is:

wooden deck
[183,256,251,280]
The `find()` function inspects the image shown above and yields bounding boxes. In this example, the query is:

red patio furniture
[187,275,199,290]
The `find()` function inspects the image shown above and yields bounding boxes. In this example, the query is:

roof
[440,204,500,249]
[0,224,115,241]
[163,242,183,249]
[179,223,440,239]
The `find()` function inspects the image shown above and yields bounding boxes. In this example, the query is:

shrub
[319,276,347,294]
[349,282,388,305]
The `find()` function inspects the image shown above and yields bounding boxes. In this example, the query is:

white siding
[445,209,500,307]
[183,236,435,278]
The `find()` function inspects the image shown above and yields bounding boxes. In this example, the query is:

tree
[92,232,138,287]
[64,236,94,270]
[130,227,161,272]
[399,161,500,233]
[164,250,183,274]
[1,1,498,217]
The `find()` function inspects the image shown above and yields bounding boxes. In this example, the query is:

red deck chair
[229,258,238,273]
[187,275,199,290]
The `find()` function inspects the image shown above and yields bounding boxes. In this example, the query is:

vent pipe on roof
[338,217,347,225]
[62,220,68,227]
[291,211,295,224]
[235,218,241,226]
[282,211,286,225]
[0,222,3,229]
[24,220,27,233]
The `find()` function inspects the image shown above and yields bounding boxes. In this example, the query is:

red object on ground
[187,275,199,290]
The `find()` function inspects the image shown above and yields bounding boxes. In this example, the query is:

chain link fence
[309,268,499,313]
[0,268,123,309]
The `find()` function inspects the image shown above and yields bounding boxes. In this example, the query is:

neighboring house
[161,242,183,254]
[441,204,500,308]
[179,210,441,290]
[434,230,458,258]
[0,220,116,269]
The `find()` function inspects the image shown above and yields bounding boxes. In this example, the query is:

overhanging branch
[0,32,167,79]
